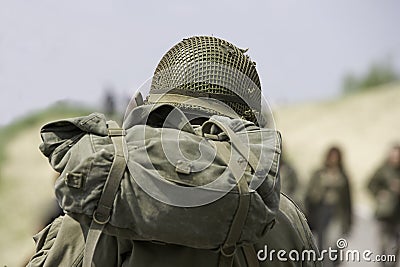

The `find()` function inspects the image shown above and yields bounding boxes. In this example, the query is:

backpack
[27,193,322,267]
[38,104,282,266]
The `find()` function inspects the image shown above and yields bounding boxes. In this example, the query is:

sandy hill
[274,82,400,208]
[0,105,92,266]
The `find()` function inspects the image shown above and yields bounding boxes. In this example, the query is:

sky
[0,0,399,125]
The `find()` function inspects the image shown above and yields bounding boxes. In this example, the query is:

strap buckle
[220,245,237,257]
[108,128,126,137]
[93,210,110,225]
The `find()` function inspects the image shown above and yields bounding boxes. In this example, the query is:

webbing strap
[203,118,260,173]
[82,121,126,267]
[222,182,250,267]
[83,222,103,267]
[207,119,262,267]
[214,142,250,267]
[243,245,260,267]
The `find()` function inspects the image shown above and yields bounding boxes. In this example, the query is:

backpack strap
[204,119,259,267]
[82,121,127,267]
[242,245,260,267]
[202,118,260,173]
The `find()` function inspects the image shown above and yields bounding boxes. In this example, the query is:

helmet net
[149,36,261,123]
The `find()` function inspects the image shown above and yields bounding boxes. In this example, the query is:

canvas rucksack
[38,103,282,266]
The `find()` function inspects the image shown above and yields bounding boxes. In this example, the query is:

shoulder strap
[82,121,127,267]
[206,119,259,267]
[243,245,260,267]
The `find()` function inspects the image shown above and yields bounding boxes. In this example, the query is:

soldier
[279,148,299,198]
[27,36,320,266]
[304,146,353,265]
[103,88,116,118]
[368,144,400,267]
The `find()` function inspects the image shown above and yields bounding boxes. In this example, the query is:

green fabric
[28,215,84,266]
[38,104,281,250]
[29,104,322,266]
[27,194,320,267]
[368,164,400,223]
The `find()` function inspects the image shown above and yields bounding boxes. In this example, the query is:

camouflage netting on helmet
[149,36,262,123]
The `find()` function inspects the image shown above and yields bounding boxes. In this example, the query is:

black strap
[82,121,126,267]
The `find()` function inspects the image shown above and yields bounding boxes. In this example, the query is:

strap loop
[92,210,110,225]
[220,245,237,257]
[82,120,127,267]
[108,128,126,137]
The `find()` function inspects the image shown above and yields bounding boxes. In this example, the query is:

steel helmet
[148,36,261,123]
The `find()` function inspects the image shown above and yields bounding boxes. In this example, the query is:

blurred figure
[103,88,116,118]
[304,146,353,265]
[279,148,300,201]
[368,144,400,267]
[103,87,125,124]
[280,151,299,197]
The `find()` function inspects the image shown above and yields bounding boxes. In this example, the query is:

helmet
[148,36,261,123]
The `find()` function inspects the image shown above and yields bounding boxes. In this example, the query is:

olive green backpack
[37,103,282,266]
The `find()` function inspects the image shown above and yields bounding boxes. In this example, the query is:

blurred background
[0,0,399,266]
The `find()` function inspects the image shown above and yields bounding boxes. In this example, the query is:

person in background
[279,147,303,209]
[279,150,299,197]
[103,88,116,118]
[304,146,353,265]
[368,144,400,267]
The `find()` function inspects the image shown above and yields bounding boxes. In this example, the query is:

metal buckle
[220,245,237,257]
[108,128,126,137]
[93,210,110,225]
